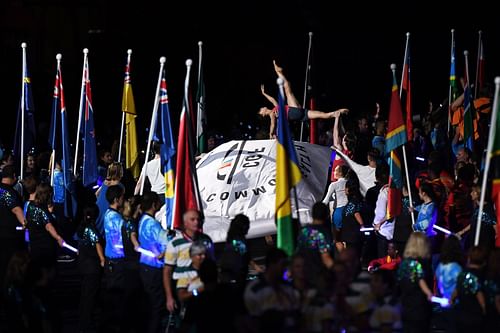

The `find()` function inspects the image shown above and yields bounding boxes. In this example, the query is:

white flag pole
[196,41,203,149]
[118,49,132,163]
[396,33,416,225]
[50,53,63,186]
[299,32,313,142]
[140,57,166,195]
[474,77,500,246]
[74,48,89,176]
[20,42,27,181]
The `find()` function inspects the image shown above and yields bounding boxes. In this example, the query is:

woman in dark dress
[25,183,64,277]
[77,204,105,332]
[397,232,433,333]
[340,179,364,256]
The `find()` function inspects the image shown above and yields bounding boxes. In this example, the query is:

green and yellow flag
[122,52,139,179]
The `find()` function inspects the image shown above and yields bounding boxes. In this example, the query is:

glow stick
[431,296,450,307]
[114,244,155,258]
[16,226,23,230]
[433,224,452,235]
[62,241,78,253]
[360,227,374,232]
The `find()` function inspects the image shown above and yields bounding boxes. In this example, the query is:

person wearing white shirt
[134,141,166,202]
[372,166,394,258]
[322,165,349,234]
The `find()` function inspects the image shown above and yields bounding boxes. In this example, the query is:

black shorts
[287,106,308,122]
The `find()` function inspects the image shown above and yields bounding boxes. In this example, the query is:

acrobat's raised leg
[274,60,301,107]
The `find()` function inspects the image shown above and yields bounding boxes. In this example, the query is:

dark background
[1,0,498,153]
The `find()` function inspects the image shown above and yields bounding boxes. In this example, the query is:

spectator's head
[106,162,123,181]
[439,235,464,265]
[367,148,380,166]
[375,119,386,135]
[183,209,201,233]
[418,182,436,203]
[357,116,369,134]
[99,149,113,166]
[333,165,348,179]
[152,141,161,156]
[342,132,357,152]
[470,184,481,203]
[190,240,207,269]
[26,153,37,171]
[106,184,125,208]
[387,242,398,258]
[22,176,38,195]
[403,232,431,259]
[123,195,141,220]
[311,201,329,224]
[141,191,160,214]
[34,183,53,207]
[226,214,250,241]
[82,204,99,227]
[456,163,475,186]
[1,164,17,185]
[455,147,471,163]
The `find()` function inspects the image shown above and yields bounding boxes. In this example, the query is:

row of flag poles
[15,43,207,229]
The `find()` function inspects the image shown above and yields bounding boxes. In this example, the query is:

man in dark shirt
[0,165,26,288]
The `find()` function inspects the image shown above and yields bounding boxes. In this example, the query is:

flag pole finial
[406,32,410,37]
[308,31,313,37]
[390,63,397,71]
[277,77,284,86]
[186,59,193,66]
[451,28,455,33]
[83,48,89,54]
[56,53,62,60]
[21,42,27,48]
[127,49,132,55]
[160,56,166,64]
[495,77,500,85]
[198,41,203,46]
[464,50,469,56]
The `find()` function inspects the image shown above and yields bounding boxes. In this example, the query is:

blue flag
[155,71,176,228]
[14,61,36,165]
[81,59,98,187]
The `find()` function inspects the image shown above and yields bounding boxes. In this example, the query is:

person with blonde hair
[95,162,124,236]
[397,232,433,333]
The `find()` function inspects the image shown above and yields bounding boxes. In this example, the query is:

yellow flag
[122,66,139,179]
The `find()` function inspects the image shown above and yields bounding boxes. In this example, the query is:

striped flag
[386,66,407,219]
[122,54,140,179]
[402,42,413,141]
[56,59,77,217]
[276,80,302,256]
[156,71,176,229]
[172,62,202,229]
[463,72,474,151]
[81,57,98,187]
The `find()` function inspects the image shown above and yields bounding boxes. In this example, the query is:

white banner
[196,140,331,242]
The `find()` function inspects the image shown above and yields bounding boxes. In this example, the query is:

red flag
[172,67,202,229]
